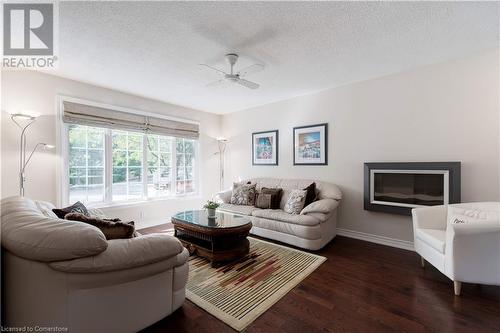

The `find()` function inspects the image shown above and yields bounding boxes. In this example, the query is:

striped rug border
[186,237,326,331]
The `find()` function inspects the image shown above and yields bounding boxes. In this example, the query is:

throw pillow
[261,187,283,209]
[231,183,257,205]
[448,207,499,225]
[284,189,307,215]
[255,193,273,209]
[52,201,90,219]
[303,182,317,207]
[65,212,136,240]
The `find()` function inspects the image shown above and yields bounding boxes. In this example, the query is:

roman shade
[63,101,199,139]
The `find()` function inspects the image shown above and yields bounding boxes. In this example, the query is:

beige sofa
[1,196,189,333]
[215,178,342,250]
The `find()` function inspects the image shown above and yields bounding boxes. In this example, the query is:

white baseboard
[136,221,415,251]
[336,228,414,251]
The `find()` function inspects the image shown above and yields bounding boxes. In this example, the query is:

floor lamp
[217,138,228,191]
[11,113,55,196]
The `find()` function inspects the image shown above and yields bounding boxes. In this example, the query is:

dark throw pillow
[52,201,90,219]
[303,182,317,207]
[255,193,273,209]
[260,187,283,209]
[65,212,135,240]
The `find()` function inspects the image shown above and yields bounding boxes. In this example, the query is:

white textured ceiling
[54,1,499,114]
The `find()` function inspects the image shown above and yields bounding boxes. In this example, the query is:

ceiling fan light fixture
[201,53,263,90]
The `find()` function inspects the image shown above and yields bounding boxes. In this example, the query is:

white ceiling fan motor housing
[225,53,239,67]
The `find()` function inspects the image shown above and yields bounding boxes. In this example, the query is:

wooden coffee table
[172,210,252,267]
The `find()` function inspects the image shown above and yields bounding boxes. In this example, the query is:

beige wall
[222,50,500,242]
[2,50,498,239]
[1,71,222,228]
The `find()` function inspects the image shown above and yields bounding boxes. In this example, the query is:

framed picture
[293,123,328,165]
[252,130,279,165]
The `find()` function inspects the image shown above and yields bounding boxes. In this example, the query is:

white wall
[2,51,498,239]
[1,71,222,228]
[222,50,500,242]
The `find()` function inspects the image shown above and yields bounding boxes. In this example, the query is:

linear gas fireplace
[364,162,461,215]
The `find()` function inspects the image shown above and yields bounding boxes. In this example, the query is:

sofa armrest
[300,198,339,215]
[445,221,500,284]
[49,233,186,273]
[214,189,232,204]
[411,205,448,231]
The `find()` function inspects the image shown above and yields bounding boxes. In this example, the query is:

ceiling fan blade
[236,79,259,89]
[206,79,229,87]
[237,63,264,77]
[198,64,227,76]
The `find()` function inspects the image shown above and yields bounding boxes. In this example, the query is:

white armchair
[412,202,500,295]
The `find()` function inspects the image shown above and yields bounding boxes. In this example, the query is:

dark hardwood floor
[140,224,500,333]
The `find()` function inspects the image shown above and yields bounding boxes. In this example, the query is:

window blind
[62,101,199,139]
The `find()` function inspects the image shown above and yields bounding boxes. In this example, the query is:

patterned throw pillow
[284,189,307,214]
[231,183,257,206]
[448,207,499,224]
[255,193,272,209]
[52,201,90,219]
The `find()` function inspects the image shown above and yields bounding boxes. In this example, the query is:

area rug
[186,237,326,331]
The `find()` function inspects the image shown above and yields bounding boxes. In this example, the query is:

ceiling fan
[200,54,264,90]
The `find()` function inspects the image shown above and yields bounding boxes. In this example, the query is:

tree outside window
[68,124,197,205]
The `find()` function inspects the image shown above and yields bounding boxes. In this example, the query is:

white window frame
[56,95,201,208]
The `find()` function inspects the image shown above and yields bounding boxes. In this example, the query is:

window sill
[87,194,202,210]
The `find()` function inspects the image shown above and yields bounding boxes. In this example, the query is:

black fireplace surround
[364,162,461,216]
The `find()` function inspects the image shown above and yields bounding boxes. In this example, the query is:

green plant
[203,200,220,209]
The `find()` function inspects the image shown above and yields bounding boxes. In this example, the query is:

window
[68,125,105,203]
[176,138,195,194]
[146,134,173,197]
[67,124,197,205]
[112,130,143,201]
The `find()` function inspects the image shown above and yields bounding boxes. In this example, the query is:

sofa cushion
[1,196,108,262]
[303,182,317,207]
[35,200,58,218]
[52,201,90,219]
[315,181,342,201]
[261,187,283,209]
[65,213,136,240]
[448,206,500,225]
[278,179,315,209]
[49,233,184,273]
[249,178,281,190]
[255,193,272,209]
[230,183,257,206]
[218,203,258,216]
[284,189,307,214]
[301,198,339,215]
[251,209,319,226]
[415,228,446,253]
[250,216,322,240]
[243,178,342,207]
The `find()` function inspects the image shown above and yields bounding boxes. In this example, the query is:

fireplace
[364,162,461,215]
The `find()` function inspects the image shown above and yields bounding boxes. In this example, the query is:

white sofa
[1,196,189,333]
[412,202,500,295]
[215,178,342,250]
